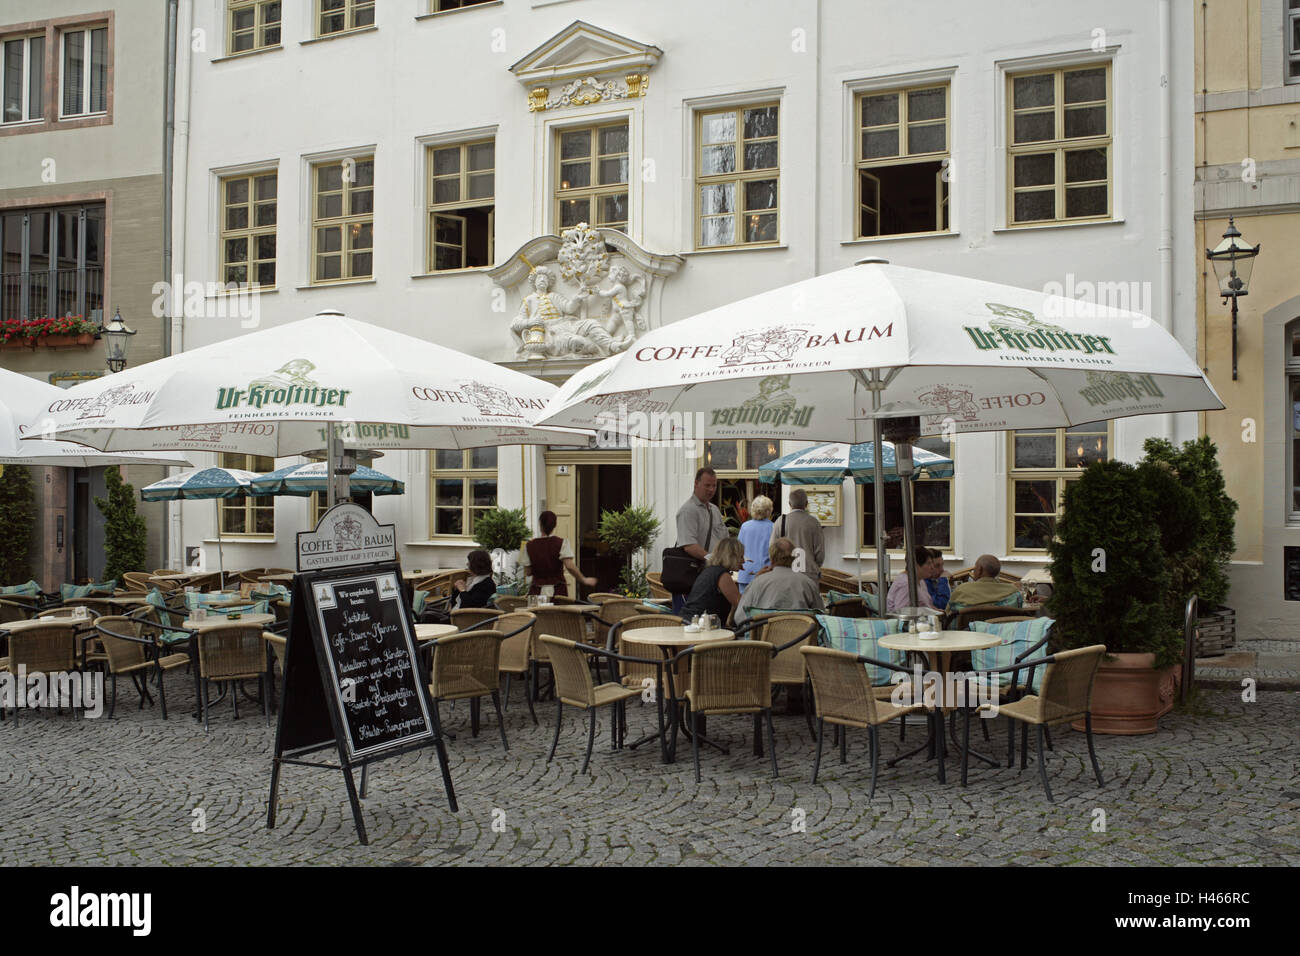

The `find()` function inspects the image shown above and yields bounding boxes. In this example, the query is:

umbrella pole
[326,422,337,512]
[872,397,889,604]
[899,444,919,609]
[213,498,226,588]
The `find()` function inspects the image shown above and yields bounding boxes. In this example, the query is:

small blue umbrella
[141,467,264,582]
[248,462,404,497]
[757,441,954,485]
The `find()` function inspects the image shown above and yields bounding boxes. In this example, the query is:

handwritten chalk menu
[310,569,433,759]
[268,562,455,845]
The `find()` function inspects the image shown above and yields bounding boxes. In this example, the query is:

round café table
[0,614,100,667]
[619,625,734,763]
[879,630,1002,781]
[415,623,458,642]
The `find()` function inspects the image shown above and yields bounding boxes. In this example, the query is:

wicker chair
[540,635,648,774]
[671,640,778,784]
[949,604,1033,631]
[645,572,670,600]
[491,612,537,723]
[801,645,927,793]
[451,607,501,630]
[736,613,820,740]
[585,592,626,604]
[194,624,271,730]
[818,568,860,595]
[263,632,287,674]
[587,598,650,628]
[426,629,508,750]
[122,572,153,592]
[826,595,869,618]
[949,567,1022,586]
[494,596,528,613]
[94,616,190,719]
[0,599,33,624]
[0,621,78,723]
[529,605,599,698]
[962,644,1107,802]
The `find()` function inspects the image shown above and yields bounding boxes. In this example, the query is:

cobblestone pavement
[1,679,1296,866]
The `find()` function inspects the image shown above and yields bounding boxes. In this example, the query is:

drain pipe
[162,0,178,567]
[1158,0,1177,442]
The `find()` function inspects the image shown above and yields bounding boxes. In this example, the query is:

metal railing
[0,267,104,323]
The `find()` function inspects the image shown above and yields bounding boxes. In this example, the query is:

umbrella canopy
[757,441,954,485]
[0,367,190,468]
[537,262,1222,440]
[535,261,1225,604]
[249,462,404,496]
[139,466,259,501]
[23,312,590,455]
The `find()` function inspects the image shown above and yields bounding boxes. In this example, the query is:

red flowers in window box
[0,316,98,349]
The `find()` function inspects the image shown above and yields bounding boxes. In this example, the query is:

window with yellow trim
[218,453,274,536]
[860,435,955,551]
[228,1,281,54]
[856,85,949,238]
[427,139,494,271]
[430,447,497,537]
[555,122,628,233]
[1007,422,1111,552]
[701,440,783,533]
[317,0,373,36]
[1007,64,1111,225]
[311,155,373,283]
[695,103,779,248]
[220,171,276,287]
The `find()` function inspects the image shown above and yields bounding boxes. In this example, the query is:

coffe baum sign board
[297,503,397,571]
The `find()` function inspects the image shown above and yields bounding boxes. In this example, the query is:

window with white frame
[317,0,374,37]
[1007,63,1111,225]
[1288,320,1300,519]
[60,24,107,117]
[219,453,275,536]
[860,435,956,550]
[427,139,494,271]
[695,103,779,248]
[856,84,949,237]
[1288,1,1300,83]
[2,34,44,124]
[220,171,277,287]
[311,155,373,283]
[555,122,629,233]
[430,448,497,537]
[431,0,496,11]
[1007,423,1111,552]
[228,0,281,55]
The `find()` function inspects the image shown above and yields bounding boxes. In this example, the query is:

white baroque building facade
[168,0,1199,594]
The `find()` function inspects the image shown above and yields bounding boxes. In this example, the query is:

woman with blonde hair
[737,495,775,593]
[680,535,745,622]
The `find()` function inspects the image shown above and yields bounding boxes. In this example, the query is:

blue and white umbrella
[757,441,954,485]
[141,466,264,582]
[248,461,404,497]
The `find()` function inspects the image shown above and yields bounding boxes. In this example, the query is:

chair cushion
[411,590,428,616]
[969,618,1054,692]
[1,580,40,597]
[59,579,117,600]
[814,616,905,686]
[251,584,290,603]
[826,589,880,614]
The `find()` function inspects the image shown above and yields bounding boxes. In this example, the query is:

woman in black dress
[680,536,745,623]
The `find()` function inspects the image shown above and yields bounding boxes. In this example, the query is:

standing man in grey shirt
[770,487,824,584]
[672,466,727,612]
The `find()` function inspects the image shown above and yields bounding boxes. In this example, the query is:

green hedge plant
[598,505,661,598]
[0,464,37,583]
[95,466,147,583]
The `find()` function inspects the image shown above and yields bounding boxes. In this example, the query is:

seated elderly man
[948,554,1021,610]
[734,538,824,624]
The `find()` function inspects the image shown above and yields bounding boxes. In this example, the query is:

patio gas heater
[881,414,923,610]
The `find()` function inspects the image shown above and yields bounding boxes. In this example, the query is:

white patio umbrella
[21,311,590,509]
[536,261,1224,602]
[1,367,190,468]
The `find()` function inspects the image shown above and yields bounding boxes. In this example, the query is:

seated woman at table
[680,535,745,624]
[521,510,596,598]
[450,550,497,611]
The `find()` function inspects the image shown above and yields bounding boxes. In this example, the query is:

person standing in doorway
[672,467,727,612]
[769,487,824,585]
[522,510,596,598]
[737,494,775,594]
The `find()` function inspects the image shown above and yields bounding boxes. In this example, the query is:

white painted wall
[173,0,1196,578]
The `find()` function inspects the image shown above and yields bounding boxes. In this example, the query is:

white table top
[1,616,95,632]
[181,612,275,632]
[879,630,1001,654]
[621,626,734,648]
[415,623,459,641]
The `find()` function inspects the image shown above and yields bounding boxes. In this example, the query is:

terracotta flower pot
[38,332,95,349]
[1073,651,1179,736]
[0,337,36,349]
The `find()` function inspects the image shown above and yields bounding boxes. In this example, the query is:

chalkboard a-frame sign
[266,532,457,844]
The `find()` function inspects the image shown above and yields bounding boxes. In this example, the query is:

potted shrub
[94,467,148,582]
[1047,459,1199,734]
[0,464,37,583]
[1140,437,1239,657]
[471,507,531,593]
[597,504,661,598]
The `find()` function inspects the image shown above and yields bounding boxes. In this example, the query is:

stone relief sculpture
[506,224,650,360]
